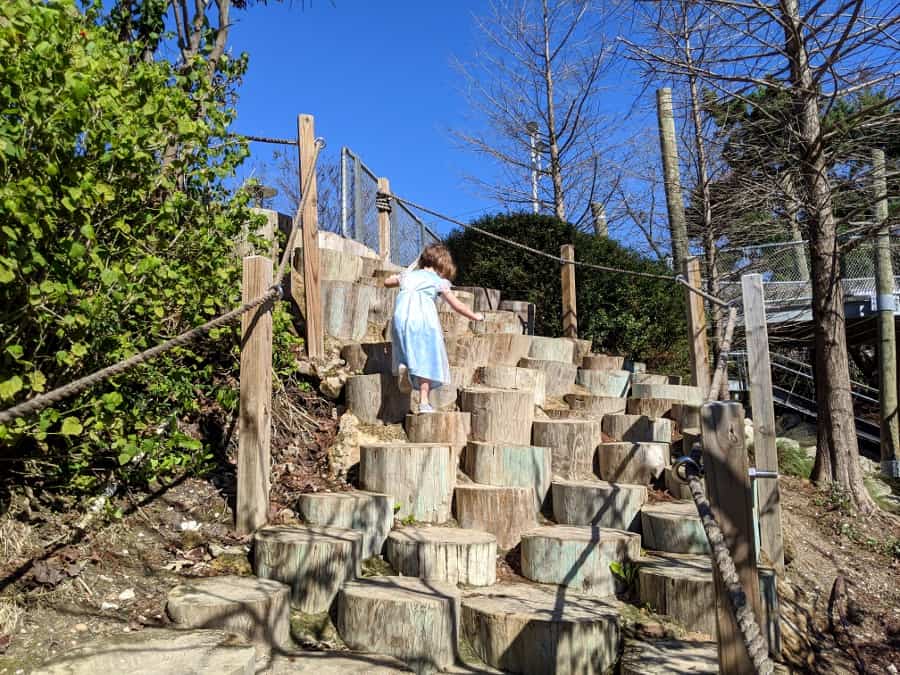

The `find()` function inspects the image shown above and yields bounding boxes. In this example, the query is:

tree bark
[541,0,566,220]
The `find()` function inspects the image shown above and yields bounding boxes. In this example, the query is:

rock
[319,375,343,400]
[386,526,497,586]
[117,588,135,601]
[327,412,361,478]
[552,479,648,531]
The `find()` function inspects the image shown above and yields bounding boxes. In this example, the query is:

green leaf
[0,376,24,401]
[79,223,95,240]
[0,262,14,284]
[69,241,86,259]
[5,345,24,360]
[70,342,88,358]
[60,417,83,436]
[101,391,123,411]
[28,371,46,392]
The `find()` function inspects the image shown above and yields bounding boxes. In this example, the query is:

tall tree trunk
[656,87,689,272]
[541,0,566,220]
[780,0,874,512]
[780,172,810,282]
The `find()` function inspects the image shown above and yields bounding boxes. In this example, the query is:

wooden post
[561,244,577,338]
[377,177,391,262]
[741,274,784,574]
[701,401,765,673]
[873,148,900,478]
[298,114,323,359]
[248,208,278,260]
[237,255,273,534]
[657,87,689,272]
[684,257,711,394]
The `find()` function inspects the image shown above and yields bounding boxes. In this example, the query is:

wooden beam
[377,177,391,261]
[298,114,323,358]
[684,257,711,394]
[237,255,273,534]
[561,244,577,339]
[741,274,784,574]
[701,401,765,672]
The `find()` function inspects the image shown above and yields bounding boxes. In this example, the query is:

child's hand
[474,312,485,322]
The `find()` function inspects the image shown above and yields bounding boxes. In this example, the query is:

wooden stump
[446,334,533,368]
[532,419,601,480]
[637,553,715,636]
[552,479,648,531]
[626,397,677,419]
[595,442,670,485]
[640,501,709,554]
[438,306,473,338]
[575,368,631,397]
[336,577,461,673]
[405,412,471,463]
[473,310,522,335]
[632,372,682,386]
[360,443,454,522]
[322,281,375,341]
[477,365,546,406]
[462,441,552,510]
[453,286,501,311]
[166,575,291,651]
[296,490,393,559]
[386,526,497,586]
[564,393,627,417]
[582,354,625,370]
[454,484,537,550]
[624,359,646,373]
[366,284,398,329]
[566,338,594,366]
[528,336,574,363]
[321,248,363,282]
[345,373,410,424]
[499,300,535,332]
[520,525,641,597]
[462,583,620,675]
[620,637,718,675]
[631,382,703,406]
[411,382,458,412]
[341,341,392,374]
[671,403,701,433]
[601,414,674,443]
[439,289,475,311]
[252,525,362,614]
[519,358,577,397]
[664,466,702,500]
[460,386,534,445]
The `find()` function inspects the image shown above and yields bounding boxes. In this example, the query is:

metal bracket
[748,467,778,480]
[672,455,702,483]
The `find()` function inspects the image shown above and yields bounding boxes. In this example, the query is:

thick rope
[0,139,325,427]
[241,134,298,146]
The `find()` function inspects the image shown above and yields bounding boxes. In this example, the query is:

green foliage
[0,1,302,492]
[445,213,689,373]
[776,438,813,479]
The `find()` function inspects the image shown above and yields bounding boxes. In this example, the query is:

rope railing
[241,133,299,146]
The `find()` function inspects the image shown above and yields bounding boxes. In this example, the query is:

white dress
[391,269,451,388]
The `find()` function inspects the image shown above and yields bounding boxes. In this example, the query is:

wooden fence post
[237,255,273,534]
[741,273,785,574]
[701,401,765,673]
[684,257,711,394]
[298,114,323,359]
[561,244,577,338]
[377,177,391,262]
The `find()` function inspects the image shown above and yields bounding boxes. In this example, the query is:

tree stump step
[582,354,626,370]
[564,393,627,417]
[552,479,648,530]
[453,286,501,311]
[631,382,703,406]
[345,373,410,424]
[322,280,375,341]
[532,419,601,480]
[632,372,682,385]
[520,525,641,597]
[386,526,497,586]
[518,358,577,397]
[461,583,620,675]
[336,576,461,673]
[595,441,670,485]
[636,552,715,636]
[296,490,392,559]
[477,365,546,406]
[473,310,522,335]
[619,637,718,674]
[575,368,631,397]
[626,397,677,419]
[405,412,471,460]
[252,525,362,614]
[528,336,575,363]
[566,338,593,366]
[360,443,455,523]
[640,500,710,554]
[166,575,291,651]
[602,414,674,443]
[460,386,534,445]
[446,334,533,368]
[454,484,537,550]
[341,342,393,375]
[462,441,552,511]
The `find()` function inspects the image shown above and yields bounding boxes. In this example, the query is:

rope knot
[375,192,392,213]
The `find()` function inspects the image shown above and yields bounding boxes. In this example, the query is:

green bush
[445,213,689,373]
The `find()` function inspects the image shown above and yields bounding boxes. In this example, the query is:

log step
[529,335,575,363]
[640,500,710,554]
[595,441,670,485]
[532,419,601,481]
[446,333,533,369]
[462,583,621,674]
[575,368,631,397]
[322,280,375,341]
[551,479,648,531]
[462,441,552,511]
[439,305,473,338]
[664,466,704,500]
[567,338,593,366]
[601,414,674,443]
[386,526,497,586]
[345,373,410,424]
[564,393,627,417]
[341,341,392,374]
[296,490,392,559]
[473,310,522,335]
[253,525,362,613]
[619,637,718,674]
[582,353,625,370]
[460,386,534,445]
[631,382,703,406]
[626,397,677,419]
[637,552,715,635]
[632,372,682,385]
[518,358,577,397]
[453,286,501,311]
[405,412,471,458]
[360,443,455,523]
[336,576,461,672]
[166,575,291,652]
[454,484,537,550]
[499,300,535,333]
[477,365,546,406]
[520,525,641,597]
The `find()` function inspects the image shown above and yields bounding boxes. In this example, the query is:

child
[384,244,483,413]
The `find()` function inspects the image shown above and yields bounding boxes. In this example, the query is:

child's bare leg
[419,380,431,408]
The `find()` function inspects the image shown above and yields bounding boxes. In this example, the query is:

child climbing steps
[384,244,483,413]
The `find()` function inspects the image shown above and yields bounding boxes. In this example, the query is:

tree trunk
[541,0,566,220]
[780,0,873,512]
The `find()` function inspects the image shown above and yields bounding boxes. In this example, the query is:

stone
[327,412,361,478]
[319,376,343,400]
[386,526,497,586]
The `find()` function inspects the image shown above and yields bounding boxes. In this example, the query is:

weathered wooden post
[561,244,577,338]
[741,274,785,573]
[297,114,324,359]
[377,177,391,262]
[657,87,689,272]
[237,255,273,534]
[701,401,765,673]
[684,257,711,394]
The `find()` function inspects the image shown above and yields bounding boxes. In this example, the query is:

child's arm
[383,274,401,288]
[441,288,484,322]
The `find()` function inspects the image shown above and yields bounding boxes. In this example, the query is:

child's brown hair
[419,243,457,281]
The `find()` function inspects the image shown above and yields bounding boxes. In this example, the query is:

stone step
[520,525,641,597]
[582,353,625,370]
[619,637,718,674]
[386,526,497,586]
[631,382,704,406]
[528,335,575,363]
[454,484,537,550]
[462,441,552,511]
[575,368,631,397]
[601,414,674,443]
[166,575,291,652]
[595,441,670,485]
[297,490,393,559]
[632,372,682,386]
[446,333,533,368]
[640,500,710,554]
[336,576,461,673]
[462,583,620,674]
[360,443,454,522]
[33,629,257,675]
[476,365,546,406]
[473,309,522,335]
[253,525,362,613]
[551,479,648,530]
[636,552,716,635]
[453,286,501,311]
[532,418,601,480]
[345,373,410,424]
[518,357,577,397]
[564,393,627,417]
[341,341,392,374]
[460,386,534,445]
[626,396,677,419]
[405,411,471,461]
